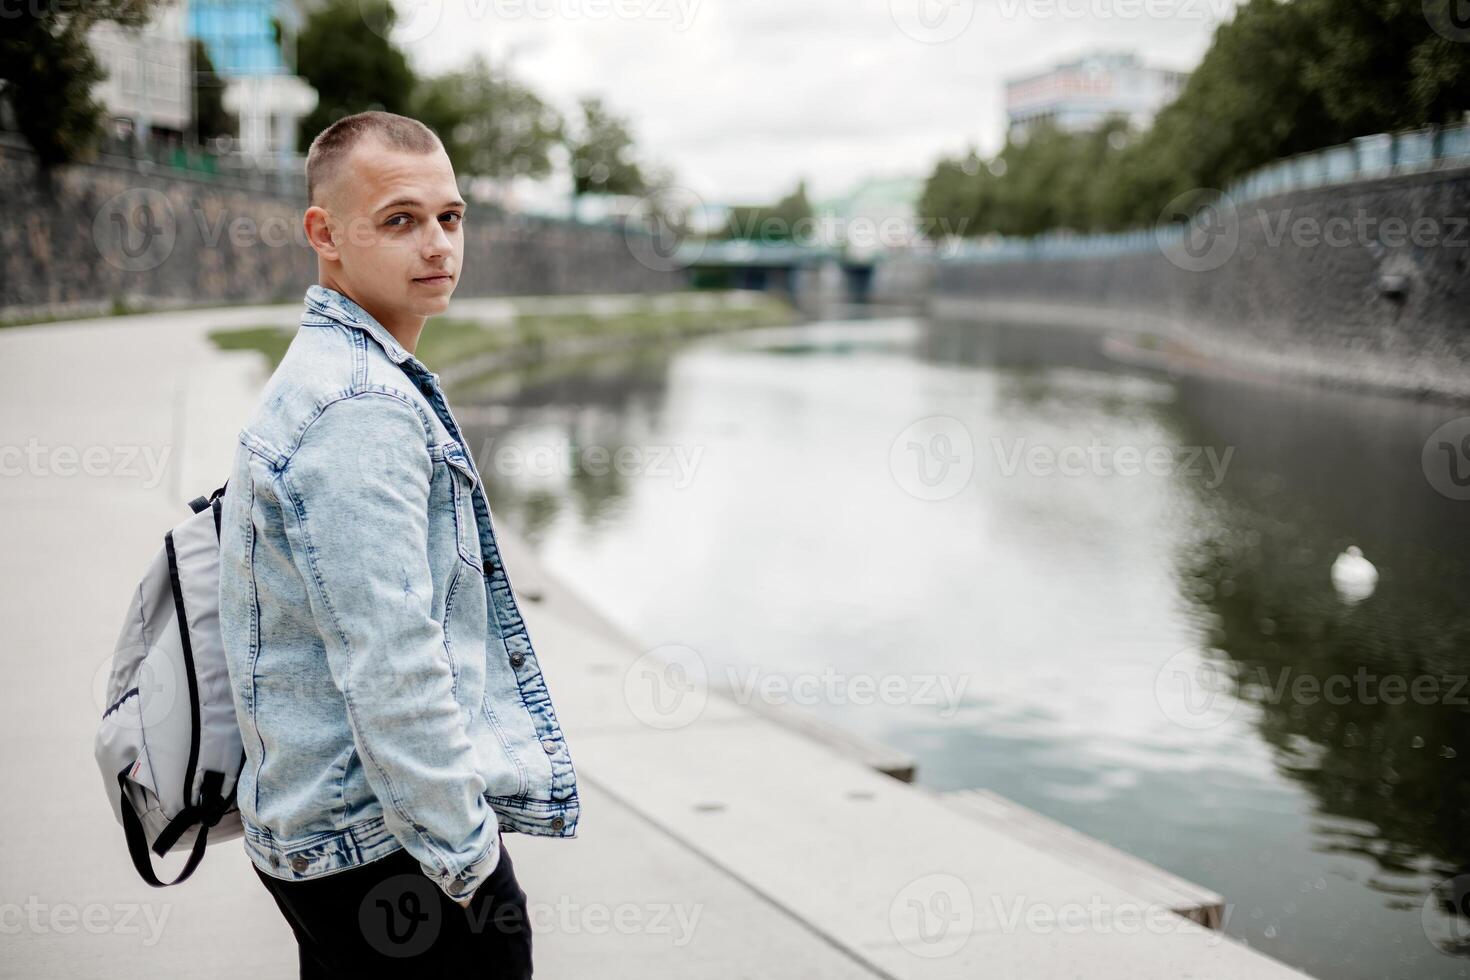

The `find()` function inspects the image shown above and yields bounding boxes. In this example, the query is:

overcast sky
[399,0,1239,206]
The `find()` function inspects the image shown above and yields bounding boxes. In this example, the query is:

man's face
[314,139,465,324]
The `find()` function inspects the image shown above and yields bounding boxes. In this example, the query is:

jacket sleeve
[275,390,500,905]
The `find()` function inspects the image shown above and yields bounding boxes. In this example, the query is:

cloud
[401,0,1234,204]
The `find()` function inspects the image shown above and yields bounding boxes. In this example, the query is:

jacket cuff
[435,831,503,905]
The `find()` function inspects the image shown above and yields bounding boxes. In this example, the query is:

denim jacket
[217,284,579,903]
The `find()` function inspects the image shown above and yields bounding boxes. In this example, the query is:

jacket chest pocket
[443,445,484,570]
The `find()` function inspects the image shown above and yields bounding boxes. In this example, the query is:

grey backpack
[94,483,247,886]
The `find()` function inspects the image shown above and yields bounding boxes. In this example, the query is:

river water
[453,312,1470,980]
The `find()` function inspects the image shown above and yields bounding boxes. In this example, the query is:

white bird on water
[1331,545,1378,603]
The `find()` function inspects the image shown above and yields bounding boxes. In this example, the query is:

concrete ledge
[940,788,1225,930]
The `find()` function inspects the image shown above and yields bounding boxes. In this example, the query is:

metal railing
[940,119,1470,264]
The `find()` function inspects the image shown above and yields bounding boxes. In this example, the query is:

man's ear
[303,205,339,261]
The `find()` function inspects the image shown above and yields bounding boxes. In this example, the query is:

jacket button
[482,559,497,575]
[541,738,557,754]
[550,816,565,831]
[290,856,309,872]
[509,653,525,667]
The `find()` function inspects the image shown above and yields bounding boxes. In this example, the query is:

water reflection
[451,313,1470,980]
[1161,368,1470,891]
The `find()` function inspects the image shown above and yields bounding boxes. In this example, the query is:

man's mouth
[413,273,453,285]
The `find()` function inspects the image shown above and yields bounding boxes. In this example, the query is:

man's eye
[441,212,463,225]
[386,214,410,227]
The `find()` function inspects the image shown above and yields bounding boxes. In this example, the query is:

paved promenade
[0,301,1315,978]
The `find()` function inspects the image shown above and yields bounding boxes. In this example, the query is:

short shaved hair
[305,110,444,208]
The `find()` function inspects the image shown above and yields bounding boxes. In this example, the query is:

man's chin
[410,292,454,316]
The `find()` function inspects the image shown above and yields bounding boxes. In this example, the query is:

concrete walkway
[0,302,1315,978]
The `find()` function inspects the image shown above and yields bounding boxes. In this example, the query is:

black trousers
[252,831,533,979]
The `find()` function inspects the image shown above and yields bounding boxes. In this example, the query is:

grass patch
[205,292,797,375]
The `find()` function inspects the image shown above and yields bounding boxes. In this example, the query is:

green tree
[917,146,989,239]
[1301,0,1470,135]
[190,38,235,144]
[565,96,646,200]
[412,54,562,180]
[0,0,163,170]
[1116,0,1342,223]
[294,0,416,151]
[922,0,1470,237]
[725,179,816,241]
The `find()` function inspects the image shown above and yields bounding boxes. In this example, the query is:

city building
[813,174,925,258]
[1004,50,1188,140]
[88,0,193,148]
[189,0,317,165]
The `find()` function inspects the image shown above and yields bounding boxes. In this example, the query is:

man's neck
[317,275,425,355]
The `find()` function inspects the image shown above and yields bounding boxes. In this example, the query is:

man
[217,110,580,976]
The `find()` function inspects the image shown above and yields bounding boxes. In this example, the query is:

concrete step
[939,788,1226,930]
[509,560,1314,979]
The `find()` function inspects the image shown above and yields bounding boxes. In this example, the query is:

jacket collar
[304,284,428,373]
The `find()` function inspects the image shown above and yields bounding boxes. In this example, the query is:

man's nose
[422,219,453,259]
